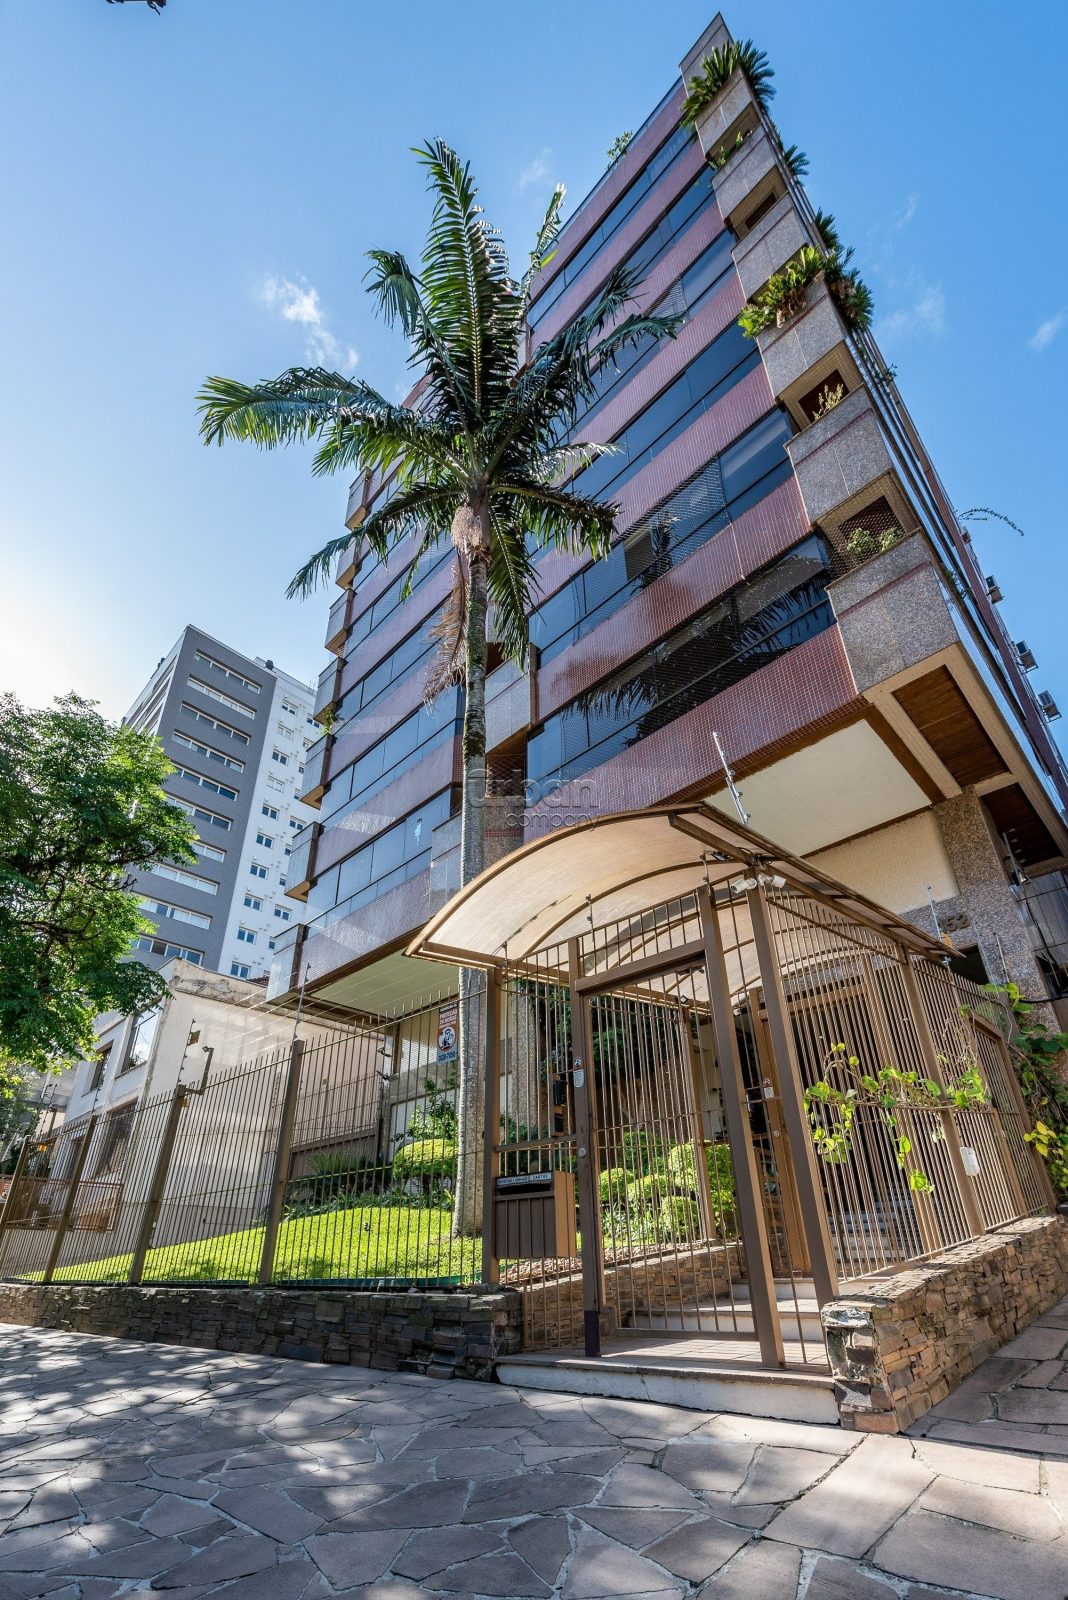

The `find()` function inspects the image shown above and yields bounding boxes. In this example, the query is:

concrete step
[634,1301,824,1340]
[497,1349,840,1425]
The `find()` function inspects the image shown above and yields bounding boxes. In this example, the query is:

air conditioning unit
[1015,640,1037,672]
[985,574,1003,603]
[1038,691,1061,722]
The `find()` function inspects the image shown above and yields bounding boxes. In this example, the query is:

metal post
[899,956,986,1239]
[746,885,840,1307]
[482,968,503,1284]
[258,1038,305,1285]
[0,1135,35,1274]
[128,1089,188,1285]
[568,938,605,1357]
[698,888,785,1367]
[42,1115,99,1285]
[679,1003,716,1243]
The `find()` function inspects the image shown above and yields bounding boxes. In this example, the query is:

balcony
[1015,871,1068,998]
[689,66,757,162]
[313,660,342,720]
[733,192,810,301]
[325,591,350,656]
[285,820,321,901]
[786,385,895,529]
[711,126,783,236]
[827,534,954,695]
[756,276,863,429]
[267,920,303,1001]
[297,734,330,807]
[295,867,434,989]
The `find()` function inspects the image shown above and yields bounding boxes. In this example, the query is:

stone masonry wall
[521,1241,740,1347]
[824,1215,1068,1433]
[0,1283,523,1381]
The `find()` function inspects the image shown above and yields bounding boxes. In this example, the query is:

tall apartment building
[124,625,317,981]
[271,13,1068,1021]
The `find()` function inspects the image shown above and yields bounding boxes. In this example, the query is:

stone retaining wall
[823,1214,1068,1433]
[0,1282,523,1380]
[521,1241,740,1347]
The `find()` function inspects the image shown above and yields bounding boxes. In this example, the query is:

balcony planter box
[297,735,330,807]
[757,275,849,401]
[734,193,810,301]
[285,821,321,901]
[314,660,342,718]
[325,591,350,655]
[691,68,757,160]
[786,385,894,526]
[827,534,956,694]
[712,124,778,227]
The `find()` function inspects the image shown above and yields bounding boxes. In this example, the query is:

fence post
[568,938,605,1357]
[128,1089,188,1286]
[698,888,785,1368]
[746,885,840,1307]
[481,968,502,1285]
[0,1134,35,1274]
[42,1115,99,1285]
[899,955,986,1239]
[258,1038,305,1285]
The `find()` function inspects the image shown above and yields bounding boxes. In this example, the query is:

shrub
[666,1142,736,1227]
[391,1138,456,1185]
[599,1166,630,1209]
[625,1172,669,1212]
[681,39,775,127]
[620,1129,664,1177]
[739,246,873,340]
[660,1195,701,1241]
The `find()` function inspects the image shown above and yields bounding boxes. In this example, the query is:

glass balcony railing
[1015,872,1068,999]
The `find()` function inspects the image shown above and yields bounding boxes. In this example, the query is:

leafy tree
[0,694,197,1078]
[197,140,678,1236]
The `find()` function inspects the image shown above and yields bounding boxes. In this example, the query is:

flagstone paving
[1,1302,1067,1599]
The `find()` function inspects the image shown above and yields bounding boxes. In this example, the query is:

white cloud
[876,279,946,344]
[259,275,358,370]
[519,149,552,190]
[1029,309,1066,353]
[895,193,918,230]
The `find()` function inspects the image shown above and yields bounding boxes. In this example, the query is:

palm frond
[416,139,518,418]
[495,478,617,561]
[423,552,469,702]
[197,370,367,448]
[363,248,476,427]
[486,510,537,666]
[286,480,459,600]
[311,405,463,480]
[518,184,567,321]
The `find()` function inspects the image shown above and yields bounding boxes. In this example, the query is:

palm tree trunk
[452,540,490,1239]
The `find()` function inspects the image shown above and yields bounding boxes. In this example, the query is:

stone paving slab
[3,1312,1068,1599]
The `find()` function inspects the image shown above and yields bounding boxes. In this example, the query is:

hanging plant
[739,243,874,339]
[681,38,776,127]
[804,1043,988,1194]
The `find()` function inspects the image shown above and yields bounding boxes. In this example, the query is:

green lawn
[50,1203,481,1286]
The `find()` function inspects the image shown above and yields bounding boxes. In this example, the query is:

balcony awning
[406,802,946,974]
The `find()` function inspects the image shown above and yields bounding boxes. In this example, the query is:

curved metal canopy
[407,803,945,970]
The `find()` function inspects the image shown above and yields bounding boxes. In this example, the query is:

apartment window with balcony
[151,862,218,895]
[230,961,251,979]
[187,675,256,718]
[244,894,262,911]
[256,831,274,849]
[193,650,261,694]
[311,789,450,921]
[173,764,238,802]
[173,798,232,832]
[133,935,204,965]
[237,927,257,945]
[528,534,834,790]
[193,838,226,862]
[91,1106,136,1177]
[318,691,462,828]
[140,896,212,930]
[262,804,279,820]
[173,730,244,773]
[250,862,268,880]
[180,703,250,744]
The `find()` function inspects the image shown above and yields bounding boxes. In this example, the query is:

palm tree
[197,140,678,1236]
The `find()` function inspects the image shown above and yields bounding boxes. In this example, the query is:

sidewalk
[1,1300,1066,1599]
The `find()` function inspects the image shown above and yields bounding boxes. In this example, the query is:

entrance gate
[453,808,1054,1373]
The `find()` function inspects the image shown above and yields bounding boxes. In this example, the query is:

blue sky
[1,0,1066,726]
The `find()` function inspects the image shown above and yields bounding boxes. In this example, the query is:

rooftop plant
[681,38,775,127]
[606,130,633,166]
